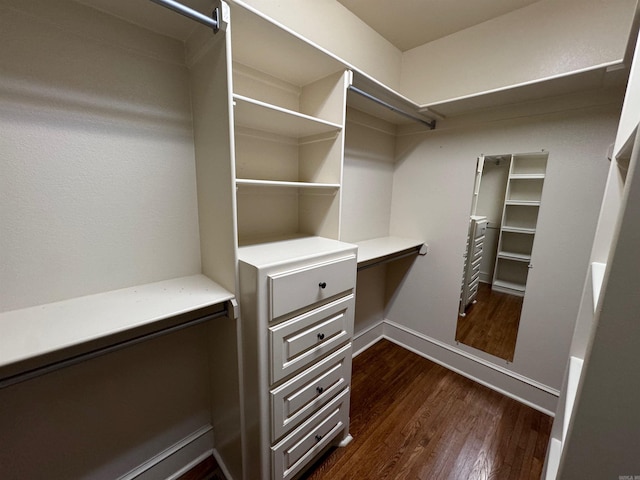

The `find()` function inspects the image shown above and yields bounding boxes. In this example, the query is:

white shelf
[497,251,531,262]
[235,178,340,190]
[505,200,541,206]
[591,262,607,312]
[0,275,234,375]
[545,438,563,480]
[233,94,342,138]
[501,226,537,234]
[354,236,425,268]
[492,279,526,293]
[563,355,584,442]
[510,173,546,180]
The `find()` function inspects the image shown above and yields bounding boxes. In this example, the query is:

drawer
[270,295,354,384]
[269,255,356,320]
[473,237,484,256]
[474,222,487,238]
[271,344,352,441]
[272,388,349,480]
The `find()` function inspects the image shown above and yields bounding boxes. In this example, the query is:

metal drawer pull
[316,386,324,394]
[315,434,323,442]
[319,282,327,289]
[317,333,325,341]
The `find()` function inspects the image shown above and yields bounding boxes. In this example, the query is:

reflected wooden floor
[456,282,523,362]
[303,339,551,480]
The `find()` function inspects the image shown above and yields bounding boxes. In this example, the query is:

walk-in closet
[2,0,640,479]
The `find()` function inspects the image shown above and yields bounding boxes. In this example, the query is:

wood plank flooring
[303,339,551,480]
[456,282,523,362]
[183,339,552,480]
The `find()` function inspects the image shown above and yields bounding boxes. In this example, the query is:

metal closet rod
[150,0,220,33]
[348,85,436,130]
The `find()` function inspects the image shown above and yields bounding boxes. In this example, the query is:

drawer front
[269,255,356,320]
[272,389,349,480]
[469,281,479,299]
[271,344,352,441]
[270,295,354,383]
[473,237,484,256]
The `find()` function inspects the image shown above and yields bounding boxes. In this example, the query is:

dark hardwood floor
[456,282,523,362]
[303,339,551,480]
[183,339,552,480]
[177,455,225,480]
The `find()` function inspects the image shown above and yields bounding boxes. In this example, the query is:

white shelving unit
[492,152,548,296]
[543,29,640,474]
[229,5,349,245]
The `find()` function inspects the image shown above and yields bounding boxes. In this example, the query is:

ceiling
[337,0,543,51]
[78,0,544,50]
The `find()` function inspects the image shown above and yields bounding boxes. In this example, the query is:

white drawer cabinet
[238,237,357,480]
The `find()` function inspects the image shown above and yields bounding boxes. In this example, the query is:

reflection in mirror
[455,152,548,362]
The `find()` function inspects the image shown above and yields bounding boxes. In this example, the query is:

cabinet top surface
[238,236,357,268]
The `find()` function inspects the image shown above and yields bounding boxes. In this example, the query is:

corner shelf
[0,275,234,381]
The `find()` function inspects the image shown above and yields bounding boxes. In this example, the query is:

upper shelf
[229,1,345,87]
[233,94,342,138]
[420,64,629,118]
[0,275,234,380]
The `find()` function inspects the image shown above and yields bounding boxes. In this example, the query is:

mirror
[455,152,548,361]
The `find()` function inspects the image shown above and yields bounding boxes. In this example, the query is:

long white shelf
[591,262,606,312]
[355,236,425,269]
[497,251,531,262]
[233,94,342,138]
[502,225,537,234]
[492,279,526,293]
[0,275,234,377]
[509,173,546,180]
[505,200,541,206]
[235,178,340,190]
[563,355,584,442]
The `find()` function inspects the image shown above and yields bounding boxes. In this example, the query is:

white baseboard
[351,319,558,415]
[352,320,385,357]
[381,320,558,415]
[121,426,215,480]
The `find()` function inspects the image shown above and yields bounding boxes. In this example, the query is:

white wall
[388,102,620,392]
[341,108,396,336]
[0,0,201,312]
[0,323,213,479]
[400,0,637,106]
[239,0,402,90]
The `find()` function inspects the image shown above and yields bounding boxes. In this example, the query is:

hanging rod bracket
[150,0,223,34]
